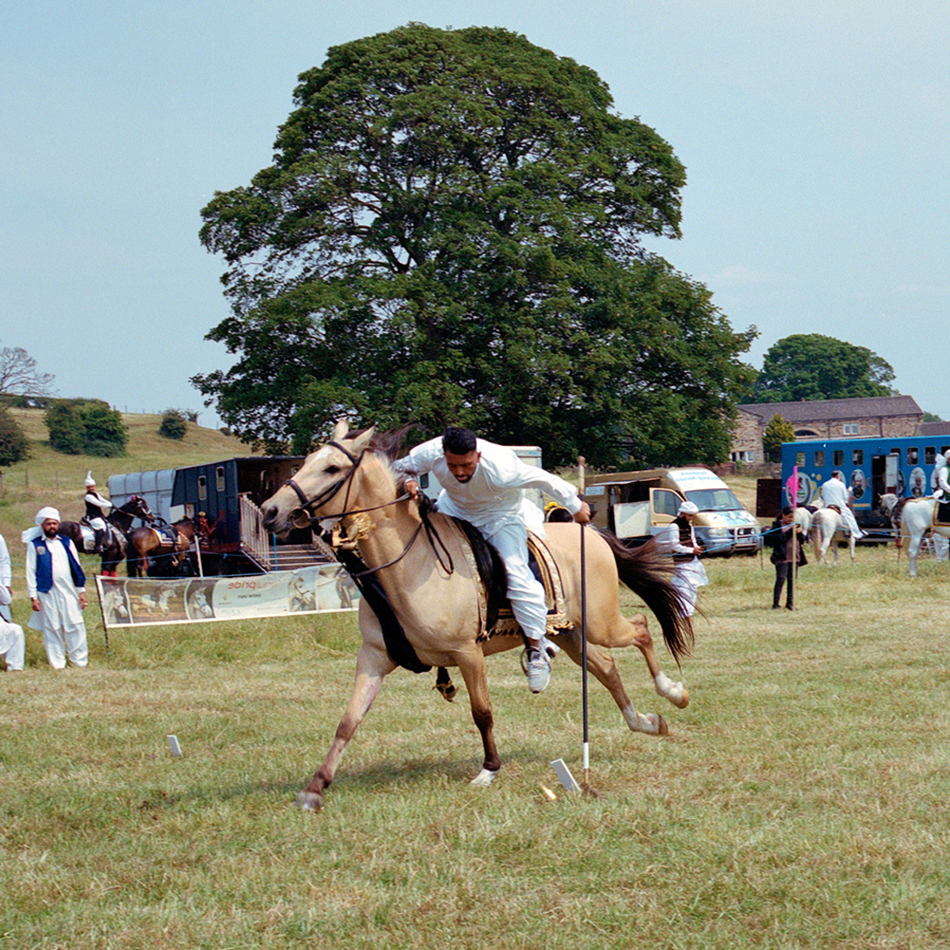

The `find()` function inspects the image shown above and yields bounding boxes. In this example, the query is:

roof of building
[918,421,950,437]
[737,395,922,424]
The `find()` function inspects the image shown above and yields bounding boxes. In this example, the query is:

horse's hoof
[294,791,324,812]
[470,768,499,788]
[655,672,690,708]
[623,707,669,736]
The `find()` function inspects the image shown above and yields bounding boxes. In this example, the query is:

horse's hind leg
[556,629,670,737]
[583,610,689,710]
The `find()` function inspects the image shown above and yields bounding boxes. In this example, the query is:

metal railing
[239,493,272,570]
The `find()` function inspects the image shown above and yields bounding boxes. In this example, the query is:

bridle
[284,440,366,525]
[282,439,454,577]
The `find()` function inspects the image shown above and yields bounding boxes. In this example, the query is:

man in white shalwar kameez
[0,530,11,622]
[393,427,590,694]
[667,501,708,618]
[23,507,89,669]
[819,470,864,539]
[0,584,25,671]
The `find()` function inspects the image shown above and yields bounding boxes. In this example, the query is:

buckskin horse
[260,421,695,812]
[57,495,155,576]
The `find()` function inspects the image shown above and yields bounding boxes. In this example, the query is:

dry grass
[2,541,949,949]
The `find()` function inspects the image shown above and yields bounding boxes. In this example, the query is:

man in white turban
[84,472,113,554]
[667,500,708,618]
[24,507,89,669]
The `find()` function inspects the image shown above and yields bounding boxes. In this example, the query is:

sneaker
[524,647,551,694]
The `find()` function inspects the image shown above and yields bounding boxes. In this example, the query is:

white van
[583,466,760,555]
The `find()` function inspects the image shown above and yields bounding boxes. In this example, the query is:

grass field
[3,537,949,949]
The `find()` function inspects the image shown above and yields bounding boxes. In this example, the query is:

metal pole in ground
[580,520,590,790]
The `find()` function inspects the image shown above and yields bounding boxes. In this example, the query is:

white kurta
[667,522,708,618]
[819,477,863,538]
[393,438,582,641]
[26,536,88,669]
[0,532,10,622]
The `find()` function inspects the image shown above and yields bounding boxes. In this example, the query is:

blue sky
[3,0,948,427]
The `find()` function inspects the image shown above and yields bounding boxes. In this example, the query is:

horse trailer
[779,435,950,536]
[109,457,335,575]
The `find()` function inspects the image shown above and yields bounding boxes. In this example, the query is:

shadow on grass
[149,743,553,810]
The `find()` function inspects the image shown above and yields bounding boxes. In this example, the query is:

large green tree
[752,334,897,403]
[196,24,756,466]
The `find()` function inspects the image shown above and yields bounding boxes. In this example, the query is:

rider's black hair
[442,427,477,455]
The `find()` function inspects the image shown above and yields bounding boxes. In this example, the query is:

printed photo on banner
[96,564,359,629]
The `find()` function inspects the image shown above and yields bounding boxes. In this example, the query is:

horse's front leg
[453,649,500,787]
[297,635,396,813]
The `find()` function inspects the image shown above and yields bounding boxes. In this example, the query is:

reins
[283,441,456,578]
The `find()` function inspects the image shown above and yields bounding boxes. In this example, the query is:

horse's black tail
[595,529,695,665]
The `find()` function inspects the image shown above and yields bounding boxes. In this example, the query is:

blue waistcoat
[32,535,85,594]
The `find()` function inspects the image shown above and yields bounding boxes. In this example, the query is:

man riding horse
[393,426,591,694]
[83,472,113,554]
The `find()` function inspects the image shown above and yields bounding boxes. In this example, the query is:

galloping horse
[810,506,858,565]
[57,495,155,576]
[127,518,198,577]
[260,422,695,812]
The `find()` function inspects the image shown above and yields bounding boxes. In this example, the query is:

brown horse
[127,518,198,577]
[261,421,695,812]
[57,495,155,576]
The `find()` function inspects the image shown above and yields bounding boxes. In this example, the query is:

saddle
[936,500,950,526]
[77,520,117,553]
[453,519,572,641]
[152,524,181,549]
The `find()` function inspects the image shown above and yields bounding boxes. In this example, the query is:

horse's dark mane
[365,423,422,464]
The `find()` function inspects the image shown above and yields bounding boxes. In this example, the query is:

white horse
[792,506,813,539]
[810,506,857,565]
[895,497,950,577]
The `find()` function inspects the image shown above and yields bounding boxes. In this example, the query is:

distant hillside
[0,409,260,539]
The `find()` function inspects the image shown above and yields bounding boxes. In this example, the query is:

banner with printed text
[95,564,359,630]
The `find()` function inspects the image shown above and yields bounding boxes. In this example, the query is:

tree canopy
[196,24,756,466]
[45,400,128,457]
[751,334,897,403]
[0,407,29,469]
[763,414,795,462]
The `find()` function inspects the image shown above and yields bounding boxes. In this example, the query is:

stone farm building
[731,395,924,464]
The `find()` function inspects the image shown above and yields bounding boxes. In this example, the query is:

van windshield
[685,488,743,512]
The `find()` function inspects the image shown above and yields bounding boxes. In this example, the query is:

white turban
[678,501,699,516]
[36,506,61,525]
[85,471,96,487]
[22,507,61,543]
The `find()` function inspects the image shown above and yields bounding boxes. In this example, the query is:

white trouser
[480,519,548,642]
[839,506,862,538]
[0,620,25,670]
[42,620,88,669]
[671,558,708,618]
